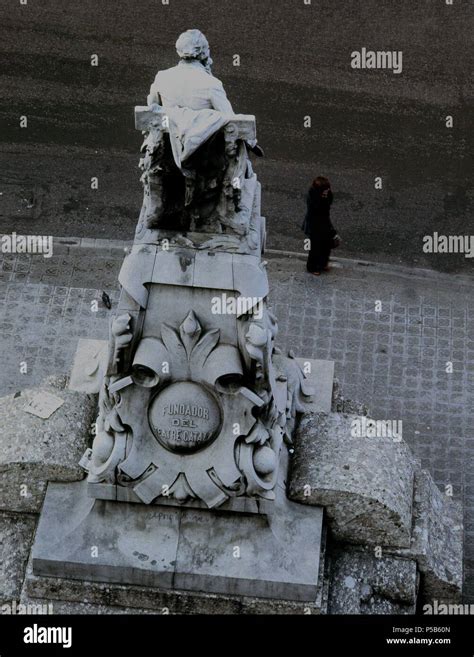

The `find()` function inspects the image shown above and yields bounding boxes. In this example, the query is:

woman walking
[303,176,338,276]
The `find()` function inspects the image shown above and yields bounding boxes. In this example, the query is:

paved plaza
[0,242,473,600]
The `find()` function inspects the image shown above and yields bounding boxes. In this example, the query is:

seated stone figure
[140,30,260,233]
[148,29,234,115]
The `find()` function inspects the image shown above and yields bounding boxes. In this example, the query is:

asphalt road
[0,0,472,272]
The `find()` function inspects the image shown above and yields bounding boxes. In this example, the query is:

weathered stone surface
[288,411,415,548]
[31,479,325,603]
[390,470,463,603]
[68,339,108,394]
[25,525,329,615]
[0,512,36,603]
[0,378,97,512]
[16,596,156,615]
[328,545,418,614]
[331,378,370,416]
[24,555,327,615]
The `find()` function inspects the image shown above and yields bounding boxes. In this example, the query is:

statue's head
[176,29,212,69]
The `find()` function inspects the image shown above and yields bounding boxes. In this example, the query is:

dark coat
[303,187,337,272]
[303,187,335,236]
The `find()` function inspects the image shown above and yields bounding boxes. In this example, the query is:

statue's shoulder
[153,63,224,94]
[207,72,225,88]
[154,64,180,82]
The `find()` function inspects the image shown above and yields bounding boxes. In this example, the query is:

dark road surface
[0,0,472,272]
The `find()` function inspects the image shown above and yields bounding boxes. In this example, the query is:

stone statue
[137,29,262,237]
[147,29,234,169]
[86,30,313,513]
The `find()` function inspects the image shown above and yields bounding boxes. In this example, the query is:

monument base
[31,477,325,604]
[24,545,329,614]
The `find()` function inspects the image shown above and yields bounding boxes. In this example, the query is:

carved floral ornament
[90,311,290,507]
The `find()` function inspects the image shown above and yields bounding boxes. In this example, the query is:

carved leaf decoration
[161,323,187,367]
[169,473,196,504]
[244,422,269,445]
[99,383,113,415]
[189,328,220,377]
[179,311,202,357]
[245,344,264,363]
[104,408,125,434]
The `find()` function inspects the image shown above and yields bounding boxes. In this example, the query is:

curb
[52,236,132,256]
[267,248,474,287]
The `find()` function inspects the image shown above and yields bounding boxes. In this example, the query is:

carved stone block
[328,546,418,614]
[288,411,415,548]
[389,469,463,603]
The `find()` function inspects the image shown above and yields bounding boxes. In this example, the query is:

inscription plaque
[149,381,221,453]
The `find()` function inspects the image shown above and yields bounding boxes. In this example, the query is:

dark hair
[312,176,331,190]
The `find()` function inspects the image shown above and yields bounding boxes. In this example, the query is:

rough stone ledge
[387,469,463,604]
[328,544,418,614]
[331,378,370,416]
[0,512,37,604]
[0,376,97,513]
[289,410,463,604]
[13,596,157,615]
[288,411,415,548]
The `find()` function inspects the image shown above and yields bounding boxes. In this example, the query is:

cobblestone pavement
[1,246,473,600]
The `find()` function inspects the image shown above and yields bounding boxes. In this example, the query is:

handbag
[332,234,341,249]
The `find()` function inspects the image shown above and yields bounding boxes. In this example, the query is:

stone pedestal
[31,475,324,604]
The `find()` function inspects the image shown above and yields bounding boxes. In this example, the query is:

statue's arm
[210,80,234,114]
[147,75,161,106]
